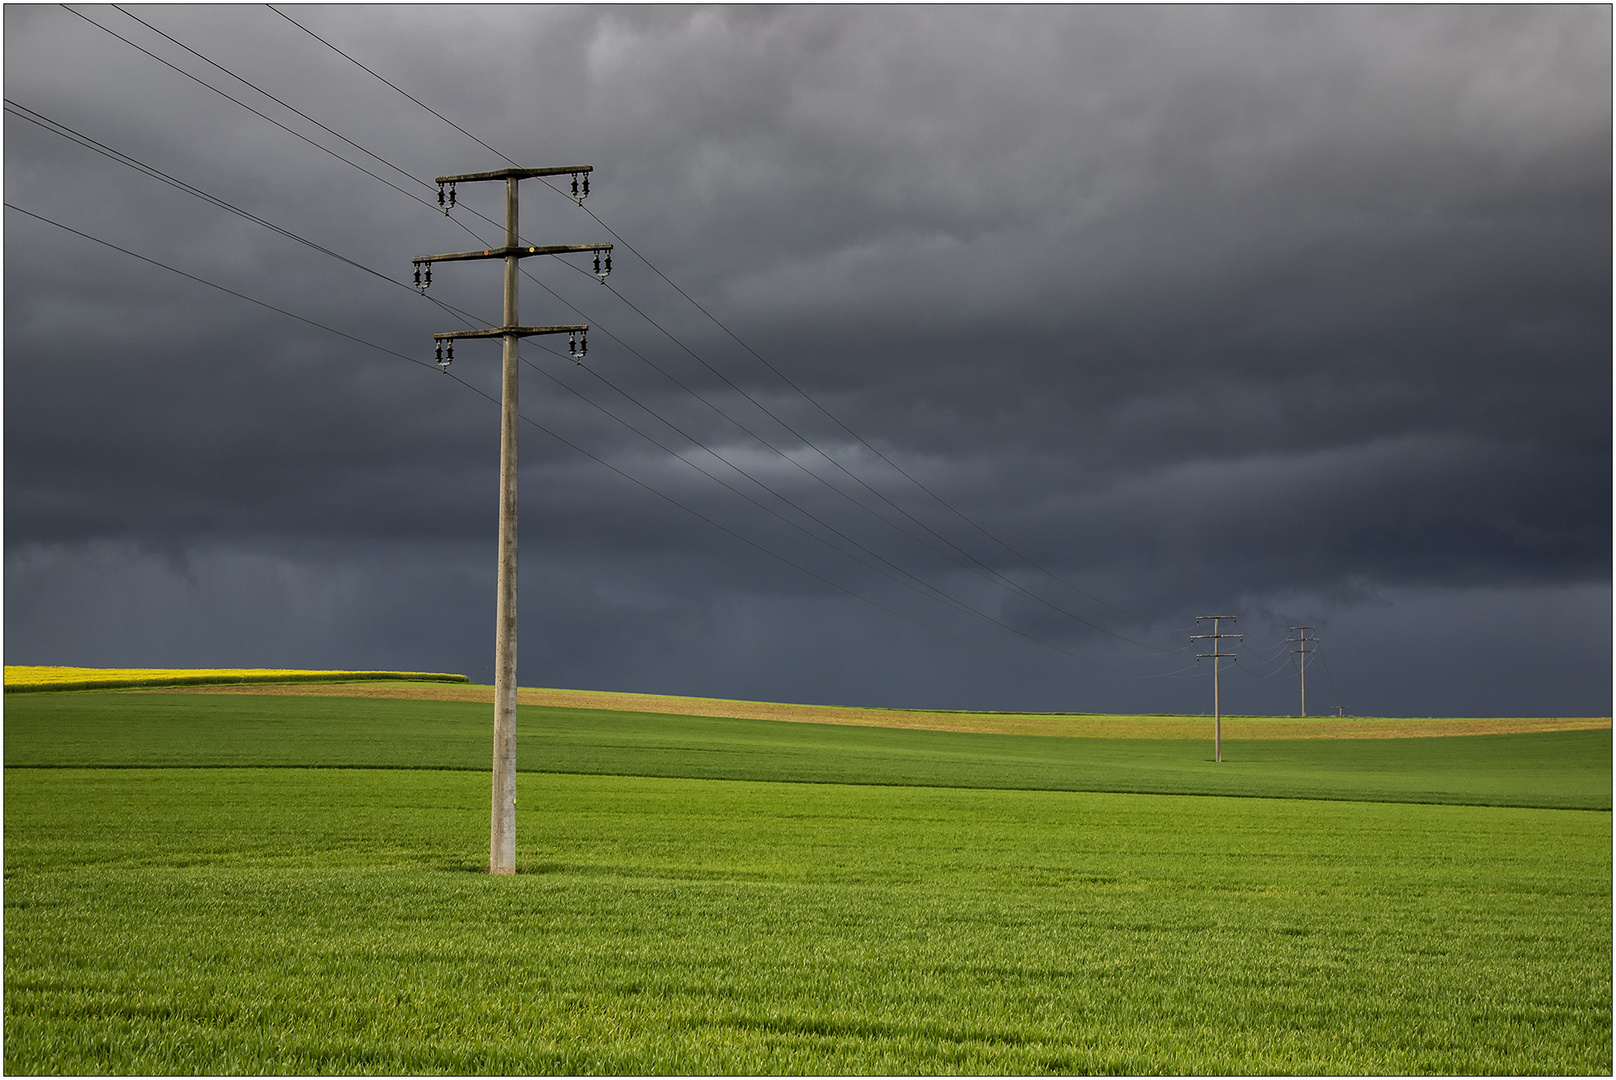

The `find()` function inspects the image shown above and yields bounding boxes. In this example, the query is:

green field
[4,691,1611,1073]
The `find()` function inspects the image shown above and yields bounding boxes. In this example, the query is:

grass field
[4,688,1611,1073]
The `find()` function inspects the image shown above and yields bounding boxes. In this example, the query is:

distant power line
[258,1,1196,643]
[7,198,1188,686]
[36,4,1214,687]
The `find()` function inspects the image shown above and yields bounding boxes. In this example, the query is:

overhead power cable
[518,257,1186,655]
[251,1,1192,643]
[5,200,441,373]
[80,0,1191,657]
[3,97,500,340]
[110,4,435,196]
[267,4,520,169]
[568,195,1183,633]
[5,198,1135,682]
[5,99,396,289]
[7,97,1186,676]
[516,341,1193,676]
[449,368,1084,679]
[71,3,1196,665]
[102,4,534,250]
[62,4,440,214]
[1315,645,1349,714]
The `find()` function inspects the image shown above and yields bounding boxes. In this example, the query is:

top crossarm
[435,166,591,184]
[412,243,610,265]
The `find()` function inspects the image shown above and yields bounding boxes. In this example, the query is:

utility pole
[1287,626,1318,717]
[412,165,611,875]
[1192,615,1240,762]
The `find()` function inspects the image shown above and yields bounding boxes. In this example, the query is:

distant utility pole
[1192,615,1241,763]
[412,165,611,876]
[1288,626,1318,718]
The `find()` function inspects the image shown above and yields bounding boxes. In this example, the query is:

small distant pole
[1288,626,1318,717]
[1192,615,1241,762]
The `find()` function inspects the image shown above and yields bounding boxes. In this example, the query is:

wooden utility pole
[1288,626,1318,718]
[412,165,611,875]
[1192,615,1240,762]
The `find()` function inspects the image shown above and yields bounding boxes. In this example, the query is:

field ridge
[149,679,1612,739]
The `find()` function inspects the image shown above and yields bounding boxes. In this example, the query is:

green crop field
[4,691,1611,1074]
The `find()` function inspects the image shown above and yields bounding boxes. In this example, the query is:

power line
[104,4,538,253]
[5,99,399,290]
[5,198,1145,686]
[252,0,1193,641]
[516,343,1192,676]
[569,196,1183,633]
[55,6,1200,672]
[267,4,519,170]
[1314,643,1349,716]
[62,5,440,214]
[8,92,1190,681]
[4,97,499,342]
[110,5,433,195]
[4,200,440,373]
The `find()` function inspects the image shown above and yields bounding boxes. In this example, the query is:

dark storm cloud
[5,5,1609,715]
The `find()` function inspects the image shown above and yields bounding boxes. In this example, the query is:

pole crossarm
[435,165,591,184]
[413,243,611,265]
[434,325,587,341]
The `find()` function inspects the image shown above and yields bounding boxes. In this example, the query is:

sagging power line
[4,196,1109,691]
[255,1,1195,646]
[74,0,1196,666]
[39,4,1229,691]
[7,91,1194,681]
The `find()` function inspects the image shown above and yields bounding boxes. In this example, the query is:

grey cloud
[5,4,1608,716]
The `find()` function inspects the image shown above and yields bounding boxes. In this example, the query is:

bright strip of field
[5,692,1609,809]
[3,665,468,692]
[146,679,1611,738]
[5,766,1608,1074]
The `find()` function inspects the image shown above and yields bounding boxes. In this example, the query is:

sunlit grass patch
[3,690,1609,1073]
[4,768,1609,1074]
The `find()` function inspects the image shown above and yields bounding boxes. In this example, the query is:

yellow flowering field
[3,666,468,693]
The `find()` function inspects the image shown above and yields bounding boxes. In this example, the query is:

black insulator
[446,339,454,361]
[604,251,612,274]
[593,251,601,275]
[437,185,445,207]
[579,332,587,359]
[413,263,421,288]
[424,264,432,288]
[571,174,579,199]
[447,184,456,208]
[582,175,589,199]
[435,340,443,363]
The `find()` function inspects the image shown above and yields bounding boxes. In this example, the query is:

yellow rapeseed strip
[3,666,467,692]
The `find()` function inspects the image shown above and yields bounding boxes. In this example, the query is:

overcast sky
[5,4,1610,717]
